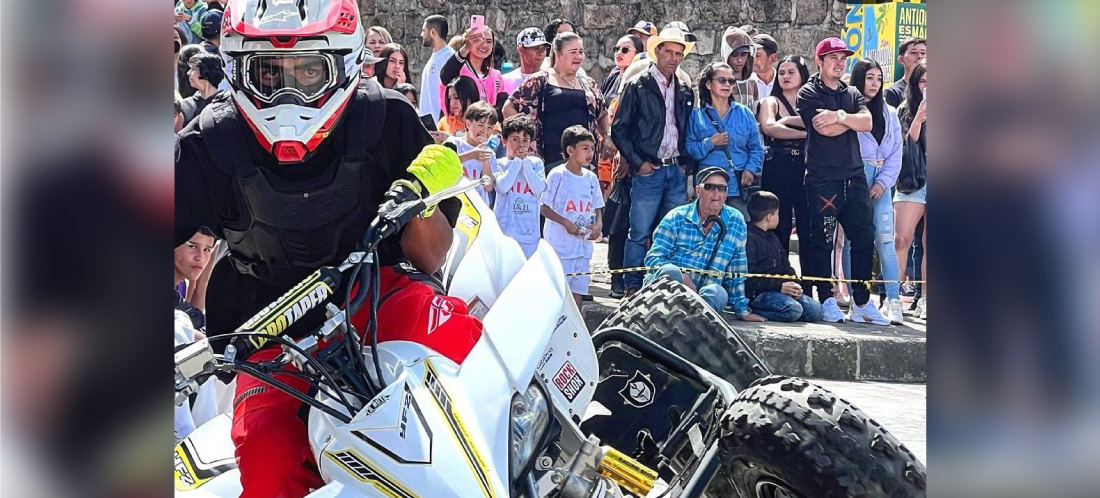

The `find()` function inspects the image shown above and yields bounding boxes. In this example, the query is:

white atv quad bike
[174,180,926,498]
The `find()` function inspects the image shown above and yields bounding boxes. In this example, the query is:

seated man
[745,191,824,322]
[643,167,766,322]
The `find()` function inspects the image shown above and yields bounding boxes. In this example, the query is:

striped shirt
[645,201,750,314]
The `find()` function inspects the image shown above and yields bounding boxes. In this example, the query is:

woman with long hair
[894,59,927,319]
[757,55,811,259]
[686,62,765,216]
[439,26,507,106]
[842,58,906,324]
[438,76,481,136]
[600,34,643,105]
[361,26,392,79]
[373,43,411,89]
[503,31,609,170]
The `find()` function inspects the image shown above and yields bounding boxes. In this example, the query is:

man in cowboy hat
[611,25,697,296]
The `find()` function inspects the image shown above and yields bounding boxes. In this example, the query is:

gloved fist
[406,144,463,218]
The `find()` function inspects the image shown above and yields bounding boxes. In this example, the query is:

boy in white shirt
[445,101,498,205]
[541,125,604,306]
[494,115,547,258]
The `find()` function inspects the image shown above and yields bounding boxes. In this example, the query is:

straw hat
[646,26,695,61]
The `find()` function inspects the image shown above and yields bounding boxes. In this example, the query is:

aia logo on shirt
[427,296,454,335]
[563,200,592,213]
[509,182,535,195]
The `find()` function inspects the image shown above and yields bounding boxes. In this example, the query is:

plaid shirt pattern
[645,202,750,314]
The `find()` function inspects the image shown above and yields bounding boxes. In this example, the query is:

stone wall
[359,0,845,89]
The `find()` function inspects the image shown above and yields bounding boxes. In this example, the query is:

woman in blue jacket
[686,62,764,217]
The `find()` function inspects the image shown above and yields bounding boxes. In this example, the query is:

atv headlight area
[509,382,551,483]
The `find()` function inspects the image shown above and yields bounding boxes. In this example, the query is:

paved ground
[812,379,927,465]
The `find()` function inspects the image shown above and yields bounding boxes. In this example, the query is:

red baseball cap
[815,37,854,58]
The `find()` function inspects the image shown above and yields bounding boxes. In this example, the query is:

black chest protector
[198,86,387,287]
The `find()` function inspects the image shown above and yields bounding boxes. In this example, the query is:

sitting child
[494,115,547,258]
[745,191,823,322]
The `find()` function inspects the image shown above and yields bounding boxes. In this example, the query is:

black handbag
[897,137,926,194]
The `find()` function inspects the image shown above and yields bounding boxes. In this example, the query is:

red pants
[230,266,482,497]
[231,347,325,498]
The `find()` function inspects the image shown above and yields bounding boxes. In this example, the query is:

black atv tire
[713,375,927,498]
[598,277,770,391]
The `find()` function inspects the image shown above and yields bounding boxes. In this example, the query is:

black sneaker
[582,294,594,302]
[609,287,626,299]
[623,287,640,299]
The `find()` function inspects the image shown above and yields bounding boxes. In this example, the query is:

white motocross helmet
[220,0,381,163]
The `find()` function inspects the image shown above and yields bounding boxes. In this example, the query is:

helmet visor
[242,53,341,105]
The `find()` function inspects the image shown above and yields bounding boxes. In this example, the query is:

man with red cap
[795,37,890,326]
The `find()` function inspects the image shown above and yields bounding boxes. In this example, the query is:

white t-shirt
[446,136,499,205]
[541,165,604,260]
[493,156,547,245]
[419,45,456,120]
[502,68,536,97]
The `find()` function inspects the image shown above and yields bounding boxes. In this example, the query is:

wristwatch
[837,109,848,124]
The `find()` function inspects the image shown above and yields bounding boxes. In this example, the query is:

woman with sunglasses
[757,55,811,258]
[686,62,765,218]
[600,35,644,106]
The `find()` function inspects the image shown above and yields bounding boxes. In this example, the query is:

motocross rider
[174,1,478,496]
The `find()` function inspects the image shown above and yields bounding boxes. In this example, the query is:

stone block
[858,338,927,382]
[692,2,742,25]
[742,329,810,378]
[691,28,719,57]
[748,0,793,23]
[806,337,858,380]
[794,0,829,25]
[583,4,626,31]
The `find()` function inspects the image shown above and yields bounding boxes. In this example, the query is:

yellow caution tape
[567,264,926,287]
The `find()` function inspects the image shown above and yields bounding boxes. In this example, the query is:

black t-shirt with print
[796,74,867,183]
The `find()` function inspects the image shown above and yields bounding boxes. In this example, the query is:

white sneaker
[917,296,927,320]
[822,297,846,323]
[848,300,891,325]
[886,298,905,325]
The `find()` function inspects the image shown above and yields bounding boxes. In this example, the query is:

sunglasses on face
[712,77,735,86]
[614,46,633,55]
[701,183,728,193]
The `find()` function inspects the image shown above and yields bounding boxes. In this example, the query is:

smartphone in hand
[469,15,485,35]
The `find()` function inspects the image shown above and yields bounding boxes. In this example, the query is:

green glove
[406,145,463,217]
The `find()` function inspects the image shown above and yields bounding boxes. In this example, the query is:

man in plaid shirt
[644,167,768,321]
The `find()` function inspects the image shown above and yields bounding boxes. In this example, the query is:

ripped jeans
[843,161,901,300]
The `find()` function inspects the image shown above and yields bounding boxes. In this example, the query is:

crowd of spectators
[173,1,928,341]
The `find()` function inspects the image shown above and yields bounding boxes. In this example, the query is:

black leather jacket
[611,67,696,175]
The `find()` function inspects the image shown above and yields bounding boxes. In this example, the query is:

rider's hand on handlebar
[407,145,463,216]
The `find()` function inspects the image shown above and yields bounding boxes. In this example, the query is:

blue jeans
[625,165,689,289]
[751,291,824,322]
[843,161,901,300]
[646,264,728,313]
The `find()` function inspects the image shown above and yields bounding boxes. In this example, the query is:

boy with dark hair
[541,125,604,306]
[445,101,499,204]
[494,115,546,258]
[179,52,224,126]
[745,191,824,322]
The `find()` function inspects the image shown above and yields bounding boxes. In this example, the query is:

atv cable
[231,361,353,424]
[208,331,356,413]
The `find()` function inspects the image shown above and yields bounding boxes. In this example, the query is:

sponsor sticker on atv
[619,371,656,408]
[553,362,584,402]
